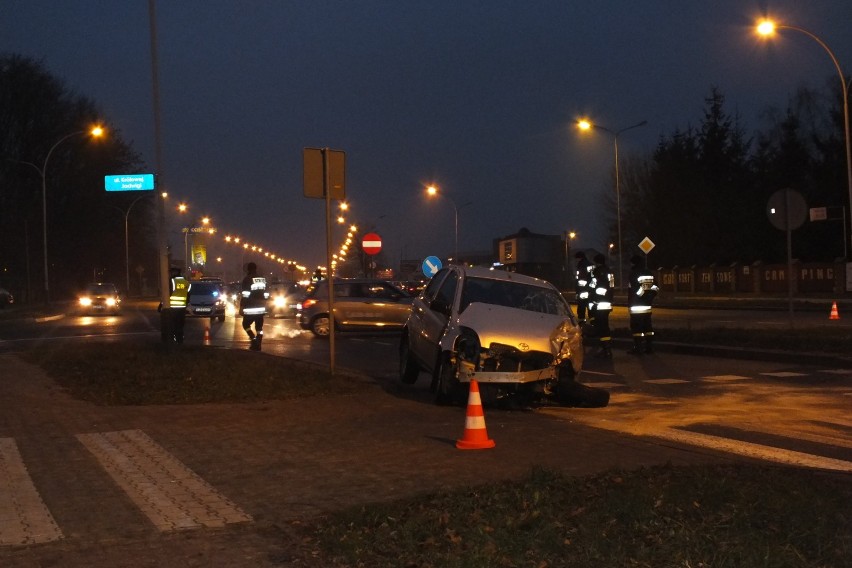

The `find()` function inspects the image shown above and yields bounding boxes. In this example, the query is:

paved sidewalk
[0,352,736,567]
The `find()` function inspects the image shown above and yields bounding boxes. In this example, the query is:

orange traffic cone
[830,302,840,320]
[203,326,211,343]
[456,380,495,450]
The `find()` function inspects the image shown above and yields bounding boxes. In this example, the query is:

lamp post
[426,185,472,262]
[111,193,149,294]
[19,126,104,302]
[757,19,852,259]
[577,119,647,290]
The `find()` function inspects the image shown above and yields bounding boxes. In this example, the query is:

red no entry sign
[362,232,382,255]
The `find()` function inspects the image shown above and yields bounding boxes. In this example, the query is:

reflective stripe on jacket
[240,276,269,315]
[169,277,190,308]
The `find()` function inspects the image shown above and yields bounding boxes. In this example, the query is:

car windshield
[192,282,221,295]
[87,284,117,295]
[460,276,570,316]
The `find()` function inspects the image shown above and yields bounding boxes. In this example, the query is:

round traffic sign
[767,188,807,231]
[362,232,382,255]
[422,256,442,277]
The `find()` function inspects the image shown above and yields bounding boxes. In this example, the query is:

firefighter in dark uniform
[588,253,614,358]
[160,267,191,344]
[574,251,592,321]
[240,262,269,351]
[627,255,659,354]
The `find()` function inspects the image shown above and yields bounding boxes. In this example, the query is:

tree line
[1,54,151,302]
[1,54,848,301]
[618,85,849,268]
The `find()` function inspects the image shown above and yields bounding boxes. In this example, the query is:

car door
[410,269,459,370]
[406,269,448,364]
[361,282,412,327]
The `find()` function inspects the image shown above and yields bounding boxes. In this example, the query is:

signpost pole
[323,148,336,375]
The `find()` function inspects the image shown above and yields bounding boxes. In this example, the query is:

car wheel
[310,315,330,337]
[433,353,464,406]
[399,335,420,384]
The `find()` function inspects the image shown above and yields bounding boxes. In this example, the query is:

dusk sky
[4,1,851,272]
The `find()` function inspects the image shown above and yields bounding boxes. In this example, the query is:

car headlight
[273,296,287,308]
[106,297,117,307]
[79,297,92,307]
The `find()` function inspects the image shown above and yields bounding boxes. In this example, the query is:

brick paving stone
[0,352,734,566]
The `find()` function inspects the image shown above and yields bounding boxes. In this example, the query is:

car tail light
[301,298,318,309]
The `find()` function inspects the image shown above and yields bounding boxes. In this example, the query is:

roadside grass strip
[0,438,63,545]
[76,430,251,531]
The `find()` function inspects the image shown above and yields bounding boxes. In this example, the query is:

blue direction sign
[422,255,442,277]
[104,174,155,192]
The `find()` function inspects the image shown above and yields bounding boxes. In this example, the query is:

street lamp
[577,119,647,290]
[756,18,852,259]
[111,193,149,294]
[426,185,473,262]
[19,126,105,302]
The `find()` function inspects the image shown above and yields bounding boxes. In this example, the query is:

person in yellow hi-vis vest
[159,267,191,344]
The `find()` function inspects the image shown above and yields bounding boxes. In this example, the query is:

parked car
[78,283,121,314]
[400,265,605,408]
[186,279,226,321]
[297,279,413,337]
[268,282,305,318]
[0,287,13,308]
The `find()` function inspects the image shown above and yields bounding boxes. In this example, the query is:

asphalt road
[3,300,850,473]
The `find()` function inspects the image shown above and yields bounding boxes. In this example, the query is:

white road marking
[703,374,752,382]
[653,428,852,473]
[77,430,251,531]
[0,438,63,545]
[644,378,689,385]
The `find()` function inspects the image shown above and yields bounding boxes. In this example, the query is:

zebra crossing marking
[702,375,752,382]
[76,430,251,532]
[0,438,63,546]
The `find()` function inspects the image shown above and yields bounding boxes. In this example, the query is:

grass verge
[21,341,368,405]
[293,463,851,567]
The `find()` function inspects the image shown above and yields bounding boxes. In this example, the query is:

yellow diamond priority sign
[638,237,655,254]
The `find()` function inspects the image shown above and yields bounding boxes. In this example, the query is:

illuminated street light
[18,126,105,302]
[577,118,647,290]
[756,18,852,259]
[426,185,473,261]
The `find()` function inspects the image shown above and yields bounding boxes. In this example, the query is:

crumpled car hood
[454,302,575,353]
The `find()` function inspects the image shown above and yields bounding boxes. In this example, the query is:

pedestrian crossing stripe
[702,375,752,382]
[644,378,689,384]
[0,438,63,546]
[76,430,252,532]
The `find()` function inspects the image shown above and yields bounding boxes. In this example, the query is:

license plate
[195,307,211,313]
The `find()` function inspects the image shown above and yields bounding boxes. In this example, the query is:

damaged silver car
[400,265,602,407]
